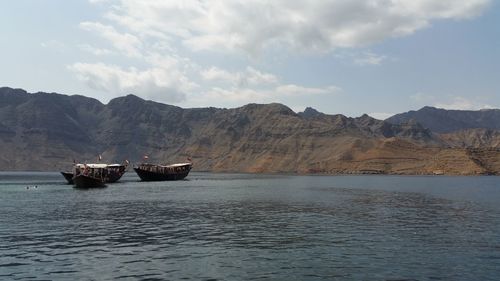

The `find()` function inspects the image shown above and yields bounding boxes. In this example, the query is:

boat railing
[137,163,191,174]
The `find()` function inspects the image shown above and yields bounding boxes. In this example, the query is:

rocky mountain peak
[239,103,296,117]
[1,86,499,175]
[387,106,500,133]
[0,87,30,107]
[108,94,145,106]
[299,107,323,118]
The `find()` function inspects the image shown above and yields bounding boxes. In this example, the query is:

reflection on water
[0,172,499,280]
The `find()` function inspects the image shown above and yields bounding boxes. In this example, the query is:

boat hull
[103,166,127,183]
[61,171,74,184]
[134,163,192,181]
[73,174,106,188]
[61,165,127,184]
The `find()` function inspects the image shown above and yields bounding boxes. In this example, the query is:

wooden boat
[73,174,106,188]
[61,163,127,184]
[134,162,192,181]
[61,171,74,184]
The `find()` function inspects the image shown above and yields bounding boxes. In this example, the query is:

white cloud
[79,21,143,57]
[68,60,197,103]
[245,67,280,86]
[79,44,113,56]
[70,0,491,109]
[201,67,236,83]
[333,50,390,66]
[99,0,491,55]
[197,65,339,106]
[411,93,493,110]
[201,66,278,87]
[369,112,394,120]
[200,84,340,104]
[434,96,493,110]
[354,52,387,66]
[274,84,340,96]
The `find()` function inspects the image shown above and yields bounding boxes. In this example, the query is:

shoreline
[0,170,497,177]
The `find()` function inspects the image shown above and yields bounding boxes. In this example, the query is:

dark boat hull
[134,164,191,181]
[61,165,126,184]
[73,174,106,188]
[61,172,74,184]
[104,166,127,183]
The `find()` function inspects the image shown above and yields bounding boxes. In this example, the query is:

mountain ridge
[386,106,500,133]
[1,87,499,175]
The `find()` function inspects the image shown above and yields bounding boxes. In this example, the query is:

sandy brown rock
[439,128,500,148]
[1,87,500,175]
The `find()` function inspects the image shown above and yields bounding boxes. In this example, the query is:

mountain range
[387,106,500,133]
[1,87,499,175]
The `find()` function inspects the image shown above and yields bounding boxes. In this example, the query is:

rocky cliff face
[439,128,500,148]
[386,106,500,133]
[1,87,499,175]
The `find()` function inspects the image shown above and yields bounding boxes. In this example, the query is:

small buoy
[26,186,29,190]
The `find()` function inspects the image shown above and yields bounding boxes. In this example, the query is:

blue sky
[0,0,498,118]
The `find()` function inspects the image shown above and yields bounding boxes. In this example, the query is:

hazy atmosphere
[1,0,499,118]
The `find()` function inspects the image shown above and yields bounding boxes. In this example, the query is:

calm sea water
[0,172,499,280]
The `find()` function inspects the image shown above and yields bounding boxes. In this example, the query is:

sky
[0,0,499,119]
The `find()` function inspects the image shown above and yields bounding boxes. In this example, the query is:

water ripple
[1,173,500,280]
